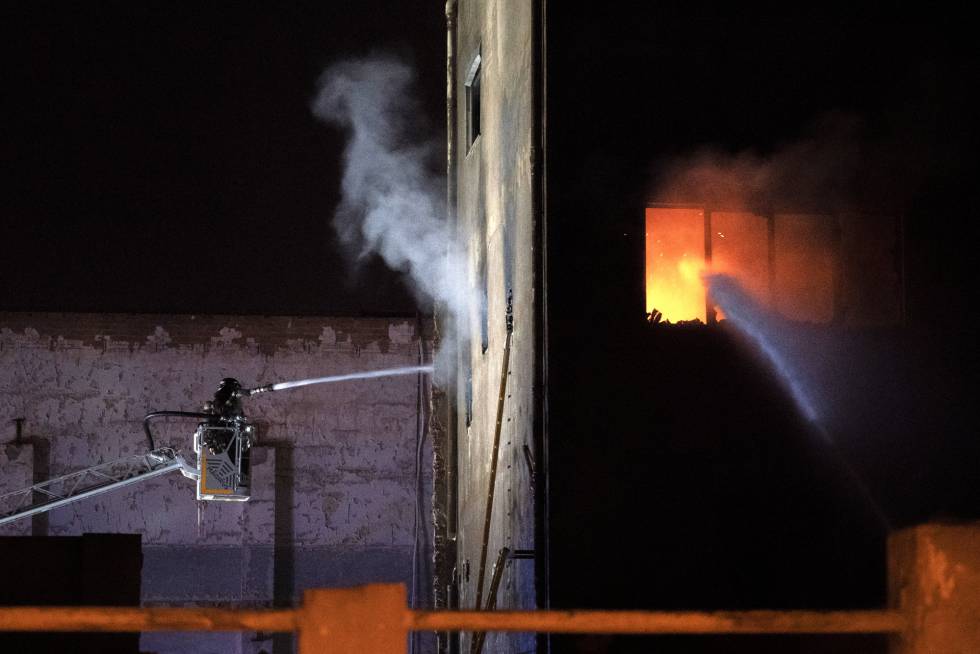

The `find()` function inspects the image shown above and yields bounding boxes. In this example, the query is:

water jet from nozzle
[243,365,433,396]
[704,273,819,423]
[703,272,890,529]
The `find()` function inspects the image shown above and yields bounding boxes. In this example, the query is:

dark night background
[2,2,446,316]
[529,9,979,539]
[1,7,978,652]
[2,6,976,326]
[533,11,977,652]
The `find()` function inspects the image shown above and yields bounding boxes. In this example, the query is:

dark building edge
[532,2,550,654]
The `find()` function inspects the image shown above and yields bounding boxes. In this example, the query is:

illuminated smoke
[649,109,927,409]
[311,56,468,377]
[652,111,922,214]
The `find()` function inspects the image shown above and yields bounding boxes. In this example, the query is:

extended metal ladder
[0,448,188,526]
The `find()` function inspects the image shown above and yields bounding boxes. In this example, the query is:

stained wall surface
[0,312,431,654]
[889,522,980,654]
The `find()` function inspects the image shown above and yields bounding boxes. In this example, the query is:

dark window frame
[464,53,482,151]
[643,202,906,327]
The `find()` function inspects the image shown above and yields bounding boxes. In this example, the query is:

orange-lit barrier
[0,606,296,632]
[412,608,906,634]
[0,583,908,653]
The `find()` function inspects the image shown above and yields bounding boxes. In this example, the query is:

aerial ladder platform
[0,366,431,528]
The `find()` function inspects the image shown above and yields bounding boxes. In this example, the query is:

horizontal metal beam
[0,607,297,633]
[0,606,905,635]
[411,608,907,634]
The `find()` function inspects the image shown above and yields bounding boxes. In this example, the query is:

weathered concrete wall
[453,1,537,652]
[0,312,431,654]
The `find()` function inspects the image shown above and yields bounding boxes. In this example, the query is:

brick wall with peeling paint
[0,312,431,654]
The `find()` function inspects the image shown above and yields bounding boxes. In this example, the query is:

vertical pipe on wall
[436,4,461,654]
[445,0,459,554]
[411,324,429,654]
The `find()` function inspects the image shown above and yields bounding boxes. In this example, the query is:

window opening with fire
[644,206,903,326]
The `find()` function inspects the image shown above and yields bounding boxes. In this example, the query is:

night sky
[3,3,444,316]
[2,7,977,325]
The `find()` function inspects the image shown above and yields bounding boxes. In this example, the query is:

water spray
[704,273,890,529]
[240,365,433,396]
[0,365,436,527]
[704,274,819,423]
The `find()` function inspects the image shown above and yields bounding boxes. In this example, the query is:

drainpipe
[438,3,461,654]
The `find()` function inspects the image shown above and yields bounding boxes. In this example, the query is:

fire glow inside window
[644,206,902,326]
[645,207,706,323]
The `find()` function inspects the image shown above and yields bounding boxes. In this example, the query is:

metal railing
[0,583,906,653]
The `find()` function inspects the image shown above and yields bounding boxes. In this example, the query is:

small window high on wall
[644,205,903,326]
[465,53,481,150]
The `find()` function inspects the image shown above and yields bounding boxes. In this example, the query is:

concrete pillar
[0,443,33,537]
[889,522,980,654]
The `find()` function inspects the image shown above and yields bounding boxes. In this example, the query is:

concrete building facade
[442,4,977,654]
[442,2,539,653]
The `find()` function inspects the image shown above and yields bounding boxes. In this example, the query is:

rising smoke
[653,110,923,215]
[311,56,468,377]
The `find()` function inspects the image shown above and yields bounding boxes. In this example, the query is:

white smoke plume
[311,56,468,377]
